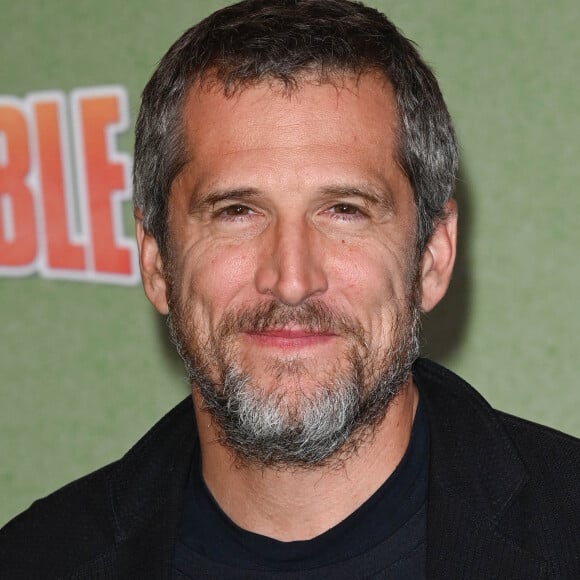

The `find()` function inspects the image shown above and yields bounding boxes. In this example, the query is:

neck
[192,379,419,542]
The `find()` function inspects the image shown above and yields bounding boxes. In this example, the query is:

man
[1,0,578,578]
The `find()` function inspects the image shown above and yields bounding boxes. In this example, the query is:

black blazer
[1,359,579,579]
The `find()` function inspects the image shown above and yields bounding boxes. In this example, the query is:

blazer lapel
[414,360,547,579]
[427,482,546,579]
[107,397,197,579]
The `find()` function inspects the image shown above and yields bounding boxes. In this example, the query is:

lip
[244,328,337,349]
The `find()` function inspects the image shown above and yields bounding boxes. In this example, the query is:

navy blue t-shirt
[173,398,429,579]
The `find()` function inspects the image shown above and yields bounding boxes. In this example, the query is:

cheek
[179,245,257,321]
[331,243,406,300]
[329,242,413,330]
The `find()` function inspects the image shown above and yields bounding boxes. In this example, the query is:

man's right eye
[216,204,255,218]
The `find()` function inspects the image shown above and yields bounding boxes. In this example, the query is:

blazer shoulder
[0,396,195,579]
[496,412,580,576]
[0,461,117,579]
[497,410,580,479]
[416,359,580,576]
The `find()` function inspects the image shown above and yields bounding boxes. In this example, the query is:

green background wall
[1,0,578,525]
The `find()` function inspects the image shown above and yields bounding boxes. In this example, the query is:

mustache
[217,301,366,340]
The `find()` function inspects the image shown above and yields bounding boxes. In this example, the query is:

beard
[167,281,421,469]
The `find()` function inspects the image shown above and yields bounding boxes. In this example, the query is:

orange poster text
[0,86,138,285]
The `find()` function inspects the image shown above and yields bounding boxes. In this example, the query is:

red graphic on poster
[0,86,138,285]
[0,101,37,272]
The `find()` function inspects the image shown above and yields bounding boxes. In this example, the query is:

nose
[254,217,328,305]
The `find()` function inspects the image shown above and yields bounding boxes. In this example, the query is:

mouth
[244,327,337,350]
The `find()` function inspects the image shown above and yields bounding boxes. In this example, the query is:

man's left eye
[332,204,358,214]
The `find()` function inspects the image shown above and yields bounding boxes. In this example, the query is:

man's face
[152,73,425,466]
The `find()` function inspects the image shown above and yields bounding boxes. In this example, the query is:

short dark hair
[134,0,458,255]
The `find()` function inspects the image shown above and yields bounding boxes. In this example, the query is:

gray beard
[167,298,421,469]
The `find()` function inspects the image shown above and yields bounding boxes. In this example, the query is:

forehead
[184,71,396,146]
[174,72,411,207]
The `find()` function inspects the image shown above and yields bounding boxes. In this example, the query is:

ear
[135,209,169,315]
[419,199,458,313]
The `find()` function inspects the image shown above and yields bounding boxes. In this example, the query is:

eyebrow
[189,187,262,214]
[189,183,395,213]
[318,184,395,213]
